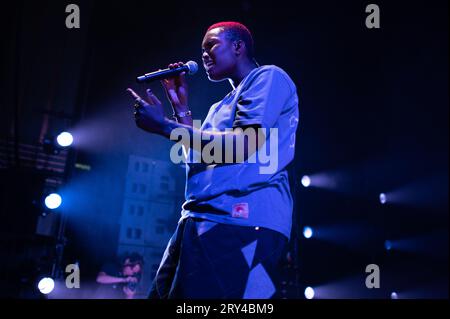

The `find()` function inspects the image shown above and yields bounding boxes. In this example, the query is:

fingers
[128,86,163,107]
[167,62,187,87]
[178,70,187,83]
[128,88,144,122]
[128,88,143,113]
[168,62,184,69]
[128,87,160,106]
[127,88,141,101]
[160,79,169,88]
[146,89,162,105]
[146,89,155,103]
[165,62,187,88]
[176,62,187,84]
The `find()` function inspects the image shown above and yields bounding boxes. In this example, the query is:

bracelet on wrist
[173,109,192,120]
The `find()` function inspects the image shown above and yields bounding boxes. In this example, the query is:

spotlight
[379,193,387,204]
[304,286,315,299]
[384,240,392,251]
[301,175,311,188]
[38,277,55,294]
[43,131,73,155]
[44,193,62,210]
[56,132,73,147]
[303,226,313,239]
[390,292,398,299]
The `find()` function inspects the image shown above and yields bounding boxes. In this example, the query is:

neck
[230,59,258,88]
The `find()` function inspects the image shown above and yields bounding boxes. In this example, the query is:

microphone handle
[136,66,189,83]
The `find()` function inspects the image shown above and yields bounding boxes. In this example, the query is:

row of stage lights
[301,175,388,205]
[37,152,397,296]
[37,132,74,295]
[41,132,73,213]
[302,287,398,300]
[299,175,397,299]
[299,177,316,298]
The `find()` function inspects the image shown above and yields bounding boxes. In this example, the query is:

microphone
[136,61,198,83]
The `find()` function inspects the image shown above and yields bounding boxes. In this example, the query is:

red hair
[206,21,255,58]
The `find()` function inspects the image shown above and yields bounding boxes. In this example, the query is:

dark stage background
[0,0,448,299]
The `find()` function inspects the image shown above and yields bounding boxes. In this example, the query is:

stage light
[304,287,315,299]
[301,175,311,187]
[56,132,73,147]
[303,226,313,239]
[379,193,387,204]
[38,277,55,294]
[44,193,62,210]
[390,292,398,299]
[384,240,392,251]
[43,132,73,155]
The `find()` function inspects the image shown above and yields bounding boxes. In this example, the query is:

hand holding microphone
[127,61,196,134]
[137,61,195,109]
[136,60,198,83]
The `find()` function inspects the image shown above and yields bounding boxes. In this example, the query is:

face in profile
[201,28,238,82]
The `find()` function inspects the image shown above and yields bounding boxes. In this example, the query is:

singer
[127,21,299,299]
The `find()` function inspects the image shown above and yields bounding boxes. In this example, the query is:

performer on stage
[127,21,299,299]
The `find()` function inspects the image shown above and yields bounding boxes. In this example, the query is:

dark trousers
[149,217,287,299]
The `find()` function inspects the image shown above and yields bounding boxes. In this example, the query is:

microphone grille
[185,61,198,75]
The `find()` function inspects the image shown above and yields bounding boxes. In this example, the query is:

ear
[233,40,245,56]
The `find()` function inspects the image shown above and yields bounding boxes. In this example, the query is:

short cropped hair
[207,21,255,59]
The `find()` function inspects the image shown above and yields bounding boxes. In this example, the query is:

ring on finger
[134,101,144,111]
[134,97,145,107]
